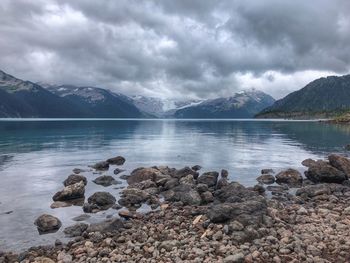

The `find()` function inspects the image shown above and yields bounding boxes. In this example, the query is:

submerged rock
[114,168,125,175]
[91,161,110,171]
[53,181,85,201]
[87,218,124,233]
[93,175,121,187]
[34,214,62,234]
[275,168,303,186]
[106,156,125,165]
[72,168,85,174]
[63,174,87,187]
[72,214,91,221]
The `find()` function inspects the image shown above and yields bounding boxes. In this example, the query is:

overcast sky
[0,0,349,99]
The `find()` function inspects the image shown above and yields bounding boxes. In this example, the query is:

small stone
[297,206,308,215]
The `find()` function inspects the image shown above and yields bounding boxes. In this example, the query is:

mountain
[256,74,350,119]
[131,95,201,117]
[172,89,275,118]
[46,85,144,118]
[0,70,86,118]
[0,70,144,118]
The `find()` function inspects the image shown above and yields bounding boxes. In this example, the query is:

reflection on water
[0,119,349,251]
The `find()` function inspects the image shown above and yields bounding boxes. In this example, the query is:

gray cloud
[0,0,349,99]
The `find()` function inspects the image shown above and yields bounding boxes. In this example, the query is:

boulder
[72,168,85,174]
[275,169,303,186]
[197,171,219,188]
[179,174,195,185]
[328,154,350,178]
[53,181,85,201]
[93,175,121,186]
[221,169,229,178]
[256,174,275,185]
[192,165,202,171]
[305,160,347,183]
[113,168,125,175]
[207,199,267,225]
[163,178,179,190]
[63,223,88,237]
[174,166,199,179]
[127,167,164,184]
[163,184,201,206]
[83,192,116,213]
[302,158,317,167]
[201,191,214,204]
[91,161,109,171]
[214,182,258,203]
[118,188,150,207]
[296,183,350,198]
[261,169,274,174]
[106,156,125,165]
[129,179,157,190]
[87,218,124,233]
[34,214,62,233]
[196,183,209,193]
[63,174,87,187]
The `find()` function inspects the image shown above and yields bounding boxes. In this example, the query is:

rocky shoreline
[2,154,350,262]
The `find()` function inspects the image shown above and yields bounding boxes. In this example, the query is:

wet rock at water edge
[72,168,85,174]
[72,214,91,221]
[50,198,84,209]
[87,218,124,233]
[191,165,202,171]
[328,154,350,177]
[197,171,219,188]
[34,214,62,234]
[106,156,126,165]
[256,174,275,185]
[63,174,87,186]
[52,181,85,201]
[304,159,347,183]
[83,192,116,213]
[261,168,274,174]
[93,175,121,187]
[114,168,125,175]
[91,161,110,171]
[127,167,163,184]
[63,223,88,237]
[118,188,151,207]
[275,168,303,186]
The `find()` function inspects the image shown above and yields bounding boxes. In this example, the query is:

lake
[0,119,349,251]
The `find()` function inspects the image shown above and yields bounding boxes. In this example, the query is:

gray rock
[34,214,62,234]
[174,166,199,179]
[191,165,202,171]
[63,174,87,187]
[275,168,303,186]
[72,214,91,221]
[113,168,125,175]
[207,199,267,225]
[87,218,124,233]
[201,191,214,204]
[83,192,116,213]
[93,175,120,187]
[118,188,150,207]
[106,156,125,165]
[63,223,88,237]
[328,154,350,178]
[305,160,347,183]
[214,182,258,203]
[127,167,164,184]
[257,174,275,184]
[53,181,85,201]
[223,253,245,263]
[163,184,201,205]
[261,169,274,174]
[91,161,110,171]
[197,171,219,187]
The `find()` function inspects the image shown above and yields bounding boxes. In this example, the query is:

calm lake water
[0,119,350,251]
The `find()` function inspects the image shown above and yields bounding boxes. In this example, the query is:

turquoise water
[0,119,349,251]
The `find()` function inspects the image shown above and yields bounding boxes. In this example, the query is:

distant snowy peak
[131,95,202,117]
